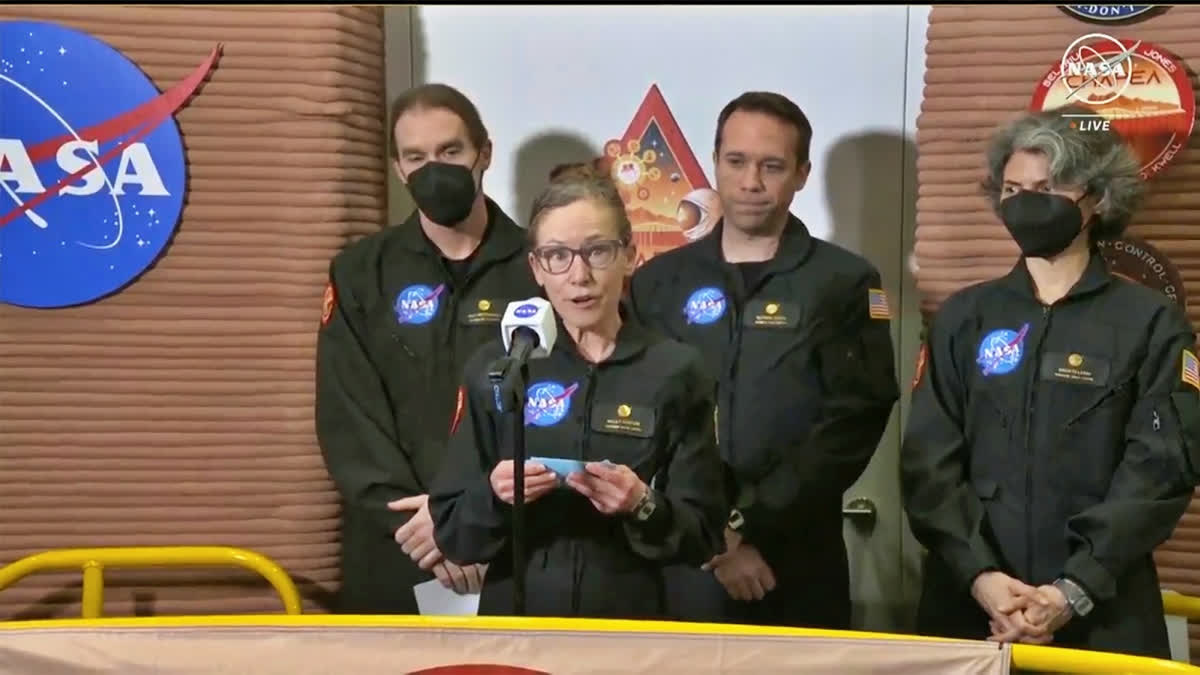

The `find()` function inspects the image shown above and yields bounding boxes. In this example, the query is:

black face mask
[404,159,479,227]
[999,190,1089,259]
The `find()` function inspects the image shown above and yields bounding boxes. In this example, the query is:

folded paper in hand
[413,578,480,616]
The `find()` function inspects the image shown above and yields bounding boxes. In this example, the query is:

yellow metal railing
[0,546,302,617]
[0,614,1195,674]
[1165,590,1200,621]
[0,547,1198,673]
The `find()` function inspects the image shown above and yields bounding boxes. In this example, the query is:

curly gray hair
[981,103,1145,241]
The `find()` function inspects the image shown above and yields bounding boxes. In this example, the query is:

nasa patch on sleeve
[0,20,219,308]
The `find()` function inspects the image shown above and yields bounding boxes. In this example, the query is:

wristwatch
[632,487,657,522]
[1053,577,1094,617]
[727,508,746,532]
[728,483,754,533]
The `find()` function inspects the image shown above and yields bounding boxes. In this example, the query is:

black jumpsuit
[901,252,1200,658]
[315,199,541,613]
[428,312,728,618]
[629,216,900,628]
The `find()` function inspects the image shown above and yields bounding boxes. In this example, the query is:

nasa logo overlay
[1030,35,1194,182]
[1061,5,1157,23]
[513,303,538,319]
[0,20,218,308]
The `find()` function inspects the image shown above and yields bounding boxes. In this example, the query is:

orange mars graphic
[593,85,723,266]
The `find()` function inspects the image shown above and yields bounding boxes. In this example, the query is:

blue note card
[529,456,587,482]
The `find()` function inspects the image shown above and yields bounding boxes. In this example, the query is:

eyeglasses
[532,239,627,275]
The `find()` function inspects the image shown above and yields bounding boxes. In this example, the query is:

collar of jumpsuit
[999,248,1115,306]
[695,211,816,277]
[552,300,651,364]
[396,195,527,266]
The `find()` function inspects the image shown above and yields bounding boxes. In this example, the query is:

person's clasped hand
[388,494,441,570]
[973,571,1055,644]
[702,527,777,602]
[565,461,647,515]
[490,460,558,504]
[1003,583,1073,644]
[387,494,487,595]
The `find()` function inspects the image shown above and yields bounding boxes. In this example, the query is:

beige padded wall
[917,4,1200,658]
[0,5,385,617]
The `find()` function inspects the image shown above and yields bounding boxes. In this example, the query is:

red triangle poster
[594,85,722,267]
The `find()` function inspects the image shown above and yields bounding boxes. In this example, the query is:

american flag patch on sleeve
[868,288,892,320]
[1183,350,1200,391]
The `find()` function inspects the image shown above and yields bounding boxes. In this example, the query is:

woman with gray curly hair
[901,104,1200,658]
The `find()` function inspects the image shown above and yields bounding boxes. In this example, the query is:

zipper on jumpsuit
[725,269,748,471]
[1023,304,1052,580]
[572,363,598,615]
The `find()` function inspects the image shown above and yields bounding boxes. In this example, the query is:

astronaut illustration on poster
[591,85,723,267]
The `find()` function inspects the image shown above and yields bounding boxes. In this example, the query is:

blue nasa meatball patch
[524,381,579,427]
[394,283,444,325]
[683,287,726,325]
[976,324,1031,376]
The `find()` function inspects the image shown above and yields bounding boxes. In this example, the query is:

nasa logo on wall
[0,20,219,308]
[1030,35,1195,182]
[1060,5,1158,23]
[1096,234,1187,309]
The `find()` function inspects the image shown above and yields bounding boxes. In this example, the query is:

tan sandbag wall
[917,4,1200,657]
[0,5,386,617]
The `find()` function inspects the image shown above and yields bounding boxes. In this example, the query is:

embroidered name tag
[741,300,800,329]
[591,402,656,438]
[1039,351,1111,387]
[460,298,506,325]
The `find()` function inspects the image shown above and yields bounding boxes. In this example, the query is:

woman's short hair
[528,164,633,245]
[981,104,1145,241]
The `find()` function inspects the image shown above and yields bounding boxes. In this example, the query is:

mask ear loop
[1076,187,1105,246]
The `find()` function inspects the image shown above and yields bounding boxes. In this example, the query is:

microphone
[500,298,557,363]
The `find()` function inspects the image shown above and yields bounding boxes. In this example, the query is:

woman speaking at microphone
[428,168,728,618]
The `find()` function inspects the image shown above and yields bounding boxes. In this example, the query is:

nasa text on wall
[0,20,217,308]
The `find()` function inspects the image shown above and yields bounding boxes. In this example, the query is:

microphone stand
[487,355,530,616]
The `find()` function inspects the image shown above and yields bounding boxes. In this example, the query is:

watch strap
[728,508,745,532]
[632,487,656,521]
[1054,576,1093,617]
